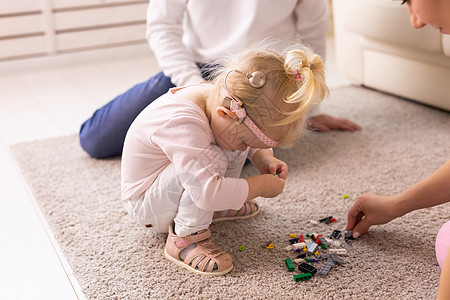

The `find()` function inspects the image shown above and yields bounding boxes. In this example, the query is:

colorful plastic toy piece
[292,242,306,250]
[330,253,346,265]
[297,253,306,259]
[318,236,330,247]
[289,234,297,238]
[293,258,305,264]
[298,262,317,275]
[294,273,312,282]
[319,216,333,223]
[285,258,295,271]
[289,237,300,244]
[344,229,355,241]
[266,243,274,249]
[328,248,347,255]
[342,194,349,199]
[331,239,341,247]
[325,217,334,224]
[239,244,245,251]
[306,243,318,254]
[330,230,342,239]
[305,258,312,263]
[318,257,335,275]
[298,235,304,243]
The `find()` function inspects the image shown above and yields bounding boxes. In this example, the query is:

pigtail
[275,47,329,126]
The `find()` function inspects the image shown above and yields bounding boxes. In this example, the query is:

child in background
[121,43,328,276]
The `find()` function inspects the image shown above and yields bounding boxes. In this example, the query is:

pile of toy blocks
[284,229,353,282]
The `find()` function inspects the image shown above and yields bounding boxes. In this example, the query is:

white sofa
[332,0,450,111]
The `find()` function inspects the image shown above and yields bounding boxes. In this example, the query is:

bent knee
[79,123,122,158]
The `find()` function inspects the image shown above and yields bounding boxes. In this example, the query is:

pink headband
[220,86,277,148]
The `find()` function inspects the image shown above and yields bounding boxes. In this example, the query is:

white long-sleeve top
[146,0,329,87]
[121,87,261,211]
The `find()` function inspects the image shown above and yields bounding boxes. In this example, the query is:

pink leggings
[436,220,450,269]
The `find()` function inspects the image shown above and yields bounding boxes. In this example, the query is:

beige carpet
[11,85,450,299]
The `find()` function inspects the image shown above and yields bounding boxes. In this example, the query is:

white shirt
[146,0,329,86]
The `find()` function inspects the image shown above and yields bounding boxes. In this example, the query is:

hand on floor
[307,114,361,132]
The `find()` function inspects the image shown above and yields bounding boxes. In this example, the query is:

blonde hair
[211,42,329,148]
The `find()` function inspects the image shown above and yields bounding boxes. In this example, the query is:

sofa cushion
[443,35,450,57]
[343,0,442,54]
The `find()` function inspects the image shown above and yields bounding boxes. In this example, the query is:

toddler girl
[121,43,328,276]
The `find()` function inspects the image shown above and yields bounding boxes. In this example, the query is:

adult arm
[346,160,450,237]
[294,0,329,59]
[146,0,204,86]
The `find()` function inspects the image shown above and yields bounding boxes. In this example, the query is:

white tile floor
[0,38,354,299]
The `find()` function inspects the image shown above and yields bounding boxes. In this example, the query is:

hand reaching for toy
[308,114,362,132]
[345,193,399,238]
[251,149,288,179]
[257,156,288,179]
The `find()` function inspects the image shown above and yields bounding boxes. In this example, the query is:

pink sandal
[164,224,233,276]
[212,199,260,222]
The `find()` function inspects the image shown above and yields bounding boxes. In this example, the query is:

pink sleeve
[436,220,450,269]
[152,118,248,211]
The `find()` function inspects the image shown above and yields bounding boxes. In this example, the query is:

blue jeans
[79,72,174,158]
[79,65,217,158]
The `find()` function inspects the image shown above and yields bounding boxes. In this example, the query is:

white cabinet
[0,0,148,60]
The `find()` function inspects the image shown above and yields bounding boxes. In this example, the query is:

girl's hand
[252,150,288,179]
[245,174,285,200]
[259,174,285,198]
[345,193,399,238]
[308,114,361,132]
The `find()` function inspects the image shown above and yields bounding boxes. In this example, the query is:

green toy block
[285,258,295,272]
[294,273,312,282]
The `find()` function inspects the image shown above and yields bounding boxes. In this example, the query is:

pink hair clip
[294,69,304,82]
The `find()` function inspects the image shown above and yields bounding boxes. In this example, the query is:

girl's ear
[216,106,238,120]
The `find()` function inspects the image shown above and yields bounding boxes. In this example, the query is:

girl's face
[404,0,450,34]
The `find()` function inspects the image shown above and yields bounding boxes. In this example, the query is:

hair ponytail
[276,47,328,126]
